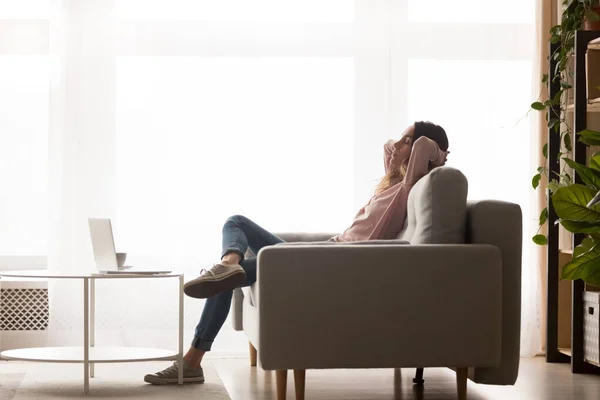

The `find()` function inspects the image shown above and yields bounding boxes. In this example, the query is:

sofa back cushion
[398,166,468,244]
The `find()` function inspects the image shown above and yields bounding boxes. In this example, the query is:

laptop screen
[88,218,119,271]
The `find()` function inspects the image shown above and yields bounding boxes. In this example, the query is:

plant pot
[584,6,600,31]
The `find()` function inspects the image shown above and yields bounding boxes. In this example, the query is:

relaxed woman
[144,121,449,385]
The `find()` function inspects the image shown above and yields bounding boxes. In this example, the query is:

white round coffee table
[0,270,185,394]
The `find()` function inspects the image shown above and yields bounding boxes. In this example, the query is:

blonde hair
[375,160,408,195]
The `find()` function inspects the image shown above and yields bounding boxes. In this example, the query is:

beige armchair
[232,167,522,400]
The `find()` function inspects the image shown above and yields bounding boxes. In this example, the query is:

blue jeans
[191,215,285,351]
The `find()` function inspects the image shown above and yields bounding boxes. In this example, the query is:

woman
[144,121,449,385]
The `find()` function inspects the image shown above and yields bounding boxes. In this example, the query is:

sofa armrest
[256,244,502,371]
[233,232,340,330]
[467,200,522,385]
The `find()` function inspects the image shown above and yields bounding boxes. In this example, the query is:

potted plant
[531,0,600,287]
[585,0,600,30]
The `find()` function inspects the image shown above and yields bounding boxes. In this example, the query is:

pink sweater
[332,137,447,242]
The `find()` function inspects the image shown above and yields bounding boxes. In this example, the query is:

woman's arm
[403,137,447,186]
[383,139,396,174]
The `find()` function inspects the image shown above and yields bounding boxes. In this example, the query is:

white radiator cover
[0,278,49,351]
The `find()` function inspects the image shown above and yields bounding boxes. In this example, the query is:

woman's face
[391,125,415,166]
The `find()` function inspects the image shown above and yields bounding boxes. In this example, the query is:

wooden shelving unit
[566,99,600,112]
[546,30,600,374]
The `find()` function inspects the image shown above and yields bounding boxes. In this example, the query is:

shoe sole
[183,270,247,299]
[144,376,205,385]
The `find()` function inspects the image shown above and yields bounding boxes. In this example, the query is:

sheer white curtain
[0,0,540,356]
[393,1,541,358]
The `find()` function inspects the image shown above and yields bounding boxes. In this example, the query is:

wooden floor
[2,356,600,399]
[211,356,600,400]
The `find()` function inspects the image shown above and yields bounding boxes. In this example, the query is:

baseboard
[0,331,49,352]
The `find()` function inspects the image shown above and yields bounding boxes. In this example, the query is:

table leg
[178,275,184,385]
[83,278,90,394]
[90,278,95,378]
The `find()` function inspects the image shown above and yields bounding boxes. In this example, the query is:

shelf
[559,347,572,357]
[0,346,178,363]
[558,348,600,368]
[585,358,600,368]
[566,98,600,112]
[548,32,600,374]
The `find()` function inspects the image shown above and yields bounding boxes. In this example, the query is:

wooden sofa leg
[294,369,306,400]
[413,367,424,384]
[249,342,257,366]
[276,370,288,400]
[456,368,467,400]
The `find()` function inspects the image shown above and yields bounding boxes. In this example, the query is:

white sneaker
[183,263,246,299]
[144,361,204,385]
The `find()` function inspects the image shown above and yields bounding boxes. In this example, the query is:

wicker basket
[583,291,600,367]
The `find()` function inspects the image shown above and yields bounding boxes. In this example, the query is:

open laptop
[88,218,171,274]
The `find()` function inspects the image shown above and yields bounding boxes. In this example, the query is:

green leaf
[579,137,600,146]
[564,133,573,152]
[553,90,563,105]
[540,207,548,225]
[573,237,596,258]
[579,130,600,146]
[583,262,600,287]
[586,10,600,22]
[563,158,600,190]
[531,102,546,111]
[562,244,600,287]
[543,143,548,158]
[552,184,600,223]
[533,234,547,245]
[560,220,600,234]
[580,129,600,140]
[532,173,542,189]
[587,190,600,208]
[548,180,562,194]
[560,81,572,89]
[542,74,549,83]
[548,118,560,129]
[590,151,600,172]
[537,166,545,173]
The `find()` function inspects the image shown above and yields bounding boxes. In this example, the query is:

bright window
[117,0,353,22]
[0,0,50,19]
[408,0,535,23]
[115,57,354,264]
[0,56,49,255]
